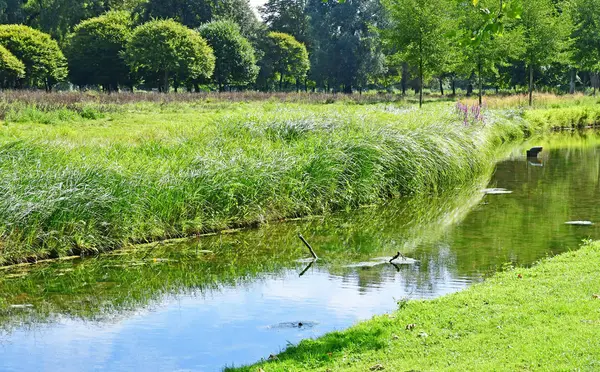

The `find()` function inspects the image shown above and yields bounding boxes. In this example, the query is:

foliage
[65,10,133,91]
[520,0,572,104]
[124,19,215,92]
[260,0,310,45]
[137,0,261,39]
[306,0,387,93]
[260,32,310,90]
[383,0,452,107]
[571,0,600,75]
[21,0,123,40]
[454,0,524,102]
[198,20,258,90]
[0,25,67,90]
[0,44,24,88]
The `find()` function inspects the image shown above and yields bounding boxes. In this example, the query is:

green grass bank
[232,240,600,371]
[0,93,598,264]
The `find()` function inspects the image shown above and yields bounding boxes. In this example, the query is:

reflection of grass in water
[0,101,530,264]
[0,178,490,331]
[1,134,597,334]
[232,241,600,372]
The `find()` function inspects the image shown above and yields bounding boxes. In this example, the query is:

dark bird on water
[527,146,543,158]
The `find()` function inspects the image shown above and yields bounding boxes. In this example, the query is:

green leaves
[0,25,67,88]
[64,11,133,90]
[125,19,215,91]
[198,20,259,88]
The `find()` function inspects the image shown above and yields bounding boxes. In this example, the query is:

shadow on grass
[226,327,386,371]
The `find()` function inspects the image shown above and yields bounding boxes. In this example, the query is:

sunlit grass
[0,92,597,264]
[232,240,600,371]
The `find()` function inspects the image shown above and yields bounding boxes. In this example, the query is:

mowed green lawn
[232,240,600,371]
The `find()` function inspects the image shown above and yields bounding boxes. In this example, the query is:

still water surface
[1,134,599,371]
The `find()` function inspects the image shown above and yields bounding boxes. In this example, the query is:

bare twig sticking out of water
[298,234,318,259]
[299,260,315,277]
[389,251,406,263]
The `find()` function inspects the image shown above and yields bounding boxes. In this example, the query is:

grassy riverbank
[233,240,600,371]
[0,92,598,264]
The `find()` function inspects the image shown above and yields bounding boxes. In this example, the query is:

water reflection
[0,132,599,371]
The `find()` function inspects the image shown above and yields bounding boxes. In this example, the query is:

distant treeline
[0,0,598,101]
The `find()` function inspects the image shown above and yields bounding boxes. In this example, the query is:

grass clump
[0,100,529,264]
[231,240,600,371]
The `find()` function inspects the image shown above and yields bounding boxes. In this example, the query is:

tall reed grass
[0,98,541,264]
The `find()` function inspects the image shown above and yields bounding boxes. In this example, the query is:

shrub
[0,25,67,90]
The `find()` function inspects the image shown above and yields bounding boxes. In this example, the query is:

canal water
[1,133,599,371]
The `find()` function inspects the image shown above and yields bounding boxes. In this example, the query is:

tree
[383,0,451,107]
[0,0,25,24]
[455,0,524,103]
[519,0,572,105]
[22,0,117,41]
[0,25,67,90]
[260,32,309,91]
[198,20,258,90]
[65,11,133,91]
[0,44,24,88]
[259,0,309,45]
[138,0,261,39]
[306,0,387,93]
[125,19,215,92]
[571,0,600,94]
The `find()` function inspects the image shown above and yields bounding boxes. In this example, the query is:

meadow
[1,91,599,265]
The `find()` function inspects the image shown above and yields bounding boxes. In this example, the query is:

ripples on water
[0,135,599,371]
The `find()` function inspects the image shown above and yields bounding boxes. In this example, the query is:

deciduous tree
[65,11,133,91]
[125,19,215,92]
[0,24,67,90]
[0,44,24,88]
[198,20,258,90]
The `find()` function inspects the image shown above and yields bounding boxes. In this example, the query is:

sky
[249,0,267,16]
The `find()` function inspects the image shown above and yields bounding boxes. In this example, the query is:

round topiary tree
[198,20,258,91]
[0,45,25,88]
[65,11,134,92]
[125,19,215,92]
[0,25,67,90]
[261,32,309,91]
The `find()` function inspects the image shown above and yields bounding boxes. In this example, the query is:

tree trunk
[163,70,170,93]
[439,77,444,96]
[401,62,408,96]
[478,61,483,105]
[279,73,284,91]
[452,79,456,96]
[570,68,576,94]
[419,60,423,108]
[528,64,533,106]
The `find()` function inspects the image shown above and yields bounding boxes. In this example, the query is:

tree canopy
[65,10,133,91]
[0,44,24,88]
[259,31,309,90]
[383,0,452,106]
[0,0,597,100]
[198,20,258,90]
[125,19,215,92]
[0,24,67,89]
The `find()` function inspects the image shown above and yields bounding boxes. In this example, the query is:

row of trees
[1,0,600,101]
[0,12,310,92]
